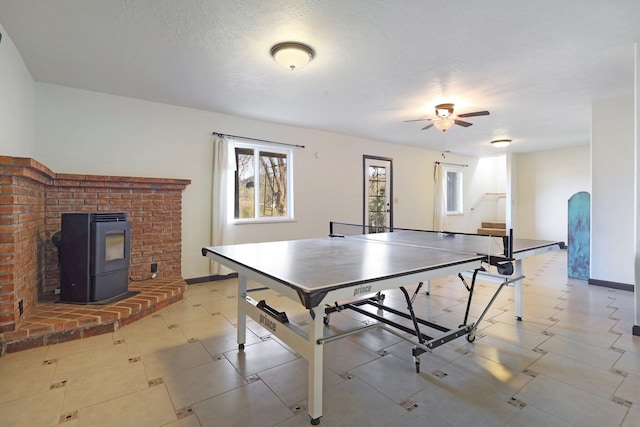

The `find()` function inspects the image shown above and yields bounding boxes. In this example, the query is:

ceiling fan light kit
[435,103,455,118]
[404,103,490,132]
[434,117,455,131]
[271,42,315,71]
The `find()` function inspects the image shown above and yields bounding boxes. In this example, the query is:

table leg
[514,260,524,321]
[237,275,247,349]
[307,308,324,425]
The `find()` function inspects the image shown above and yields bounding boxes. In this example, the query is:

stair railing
[471,192,506,210]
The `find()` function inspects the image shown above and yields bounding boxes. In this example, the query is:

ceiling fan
[404,103,489,132]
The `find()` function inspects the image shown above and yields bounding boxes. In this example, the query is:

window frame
[231,141,294,224]
[444,167,464,215]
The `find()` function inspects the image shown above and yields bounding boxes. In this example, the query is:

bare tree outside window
[259,151,287,217]
[368,166,387,233]
[234,144,292,221]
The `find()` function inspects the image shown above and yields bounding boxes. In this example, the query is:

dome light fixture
[270,42,315,71]
[491,139,512,148]
[434,117,455,132]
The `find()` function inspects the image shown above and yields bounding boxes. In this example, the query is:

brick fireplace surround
[0,156,191,355]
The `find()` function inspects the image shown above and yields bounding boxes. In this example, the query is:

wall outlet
[151,263,158,273]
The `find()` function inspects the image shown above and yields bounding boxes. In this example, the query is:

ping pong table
[202,223,563,424]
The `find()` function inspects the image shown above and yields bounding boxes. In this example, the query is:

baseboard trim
[185,273,238,285]
[588,278,634,292]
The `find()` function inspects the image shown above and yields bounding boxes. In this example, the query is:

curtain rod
[434,161,468,167]
[212,132,305,149]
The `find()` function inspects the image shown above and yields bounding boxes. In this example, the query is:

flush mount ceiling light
[491,139,512,148]
[270,42,315,71]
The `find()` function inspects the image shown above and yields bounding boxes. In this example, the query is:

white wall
[592,96,635,286]
[0,23,35,156]
[467,156,507,229]
[35,83,494,280]
[517,146,591,243]
[17,82,588,284]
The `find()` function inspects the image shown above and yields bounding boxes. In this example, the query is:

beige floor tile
[225,338,299,377]
[318,377,407,427]
[612,333,640,354]
[349,353,435,403]
[77,383,176,427]
[615,371,640,404]
[435,352,534,401]
[176,313,235,340]
[159,303,213,326]
[614,350,640,376]
[385,405,454,427]
[192,380,292,427]
[61,360,149,412]
[143,341,214,379]
[621,403,640,427]
[162,415,202,427]
[491,309,558,334]
[0,346,47,372]
[121,327,189,357]
[410,382,520,427]
[0,388,65,427]
[514,375,627,427]
[163,359,246,409]
[258,357,344,407]
[464,334,543,371]
[198,326,262,356]
[537,333,622,370]
[114,315,176,340]
[52,341,130,382]
[481,320,550,350]
[322,335,381,374]
[528,352,624,398]
[504,405,575,427]
[272,411,328,427]
[0,362,57,404]
[45,333,115,359]
[546,322,621,349]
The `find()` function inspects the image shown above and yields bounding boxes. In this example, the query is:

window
[445,168,463,214]
[233,142,293,221]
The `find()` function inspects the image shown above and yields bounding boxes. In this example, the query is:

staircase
[477,221,507,236]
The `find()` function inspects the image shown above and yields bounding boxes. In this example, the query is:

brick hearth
[1,277,186,354]
[0,156,191,355]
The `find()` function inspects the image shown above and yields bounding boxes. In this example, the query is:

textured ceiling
[1,0,639,156]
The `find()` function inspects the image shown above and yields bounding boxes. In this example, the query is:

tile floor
[1,250,639,427]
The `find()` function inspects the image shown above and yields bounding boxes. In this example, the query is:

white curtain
[211,136,236,275]
[433,163,449,231]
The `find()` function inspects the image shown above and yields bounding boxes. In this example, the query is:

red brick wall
[0,158,52,335]
[0,157,190,334]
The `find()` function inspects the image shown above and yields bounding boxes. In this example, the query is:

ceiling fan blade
[403,117,434,123]
[454,119,473,127]
[457,110,490,118]
[421,123,435,130]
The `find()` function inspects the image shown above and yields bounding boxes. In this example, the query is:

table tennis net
[329,222,512,259]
